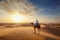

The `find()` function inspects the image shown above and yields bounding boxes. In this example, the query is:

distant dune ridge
[0,23,60,28]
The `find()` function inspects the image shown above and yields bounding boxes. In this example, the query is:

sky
[0,0,60,23]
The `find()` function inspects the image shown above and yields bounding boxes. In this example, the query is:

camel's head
[31,23,33,25]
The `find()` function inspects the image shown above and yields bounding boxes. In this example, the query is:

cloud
[0,0,37,15]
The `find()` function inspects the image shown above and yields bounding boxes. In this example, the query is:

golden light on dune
[10,13,26,23]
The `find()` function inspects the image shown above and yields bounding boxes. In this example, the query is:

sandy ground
[0,27,44,40]
[0,27,60,40]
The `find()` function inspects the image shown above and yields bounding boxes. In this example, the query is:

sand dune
[0,27,44,40]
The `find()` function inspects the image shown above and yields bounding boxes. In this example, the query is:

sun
[10,13,25,23]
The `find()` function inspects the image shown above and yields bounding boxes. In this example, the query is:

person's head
[36,19,39,23]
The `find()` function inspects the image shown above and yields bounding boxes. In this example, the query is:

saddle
[34,23,40,28]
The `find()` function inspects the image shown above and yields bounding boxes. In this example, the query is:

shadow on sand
[36,33,56,40]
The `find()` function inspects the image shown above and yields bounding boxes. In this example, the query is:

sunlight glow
[10,13,26,23]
